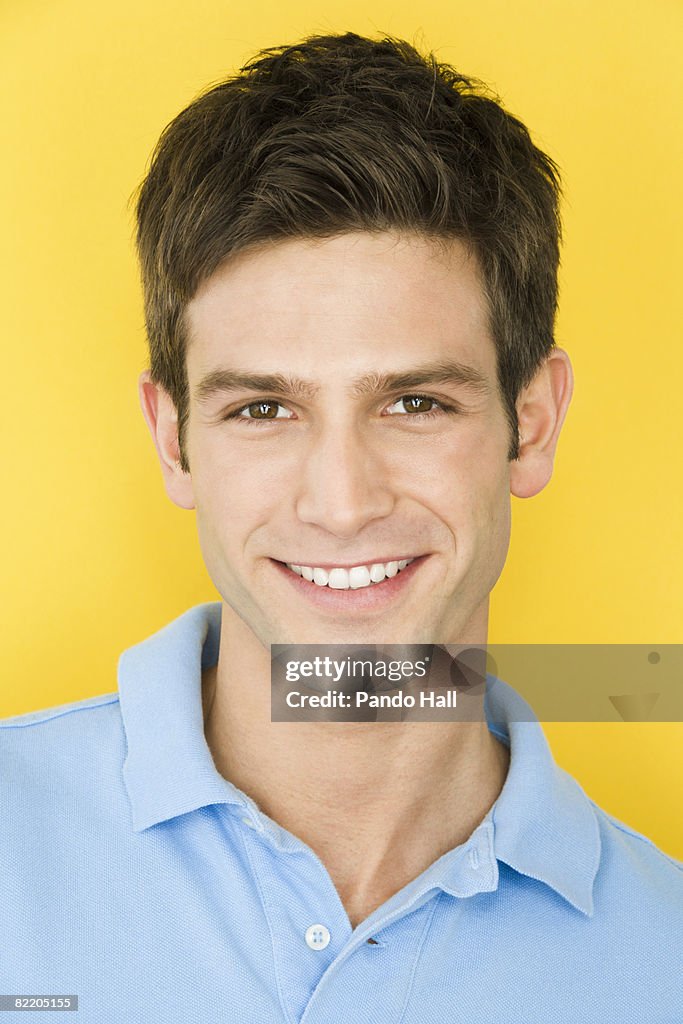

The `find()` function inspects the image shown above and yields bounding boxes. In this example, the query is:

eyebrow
[194,359,491,405]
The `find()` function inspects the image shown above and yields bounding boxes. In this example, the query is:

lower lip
[270,557,428,612]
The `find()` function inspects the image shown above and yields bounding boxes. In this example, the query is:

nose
[295,421,395,539]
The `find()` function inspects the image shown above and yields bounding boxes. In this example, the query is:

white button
[241,817,259,830]
[305,924,331,950]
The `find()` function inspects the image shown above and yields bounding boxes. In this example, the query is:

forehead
[183,232,495,382]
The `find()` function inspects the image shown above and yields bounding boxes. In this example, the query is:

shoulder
[0,692,124,795]
[588,798,683,916]
[0,691,121,745]
[0,691,120,731]
[0,693,127,857]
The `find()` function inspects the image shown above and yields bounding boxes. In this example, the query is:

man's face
[181,232,513,647]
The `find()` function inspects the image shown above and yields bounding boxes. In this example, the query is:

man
[1,31,681,1023]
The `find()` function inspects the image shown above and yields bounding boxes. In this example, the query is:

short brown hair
[133,31,562,473]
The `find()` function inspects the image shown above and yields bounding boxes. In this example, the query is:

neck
[202,604,510,928]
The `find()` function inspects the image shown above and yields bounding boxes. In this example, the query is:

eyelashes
[221,394,461,426]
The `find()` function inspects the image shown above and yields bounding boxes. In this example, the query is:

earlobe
[509,347,574,499]
[138,369,196,511]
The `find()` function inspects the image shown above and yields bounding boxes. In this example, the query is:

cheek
[401,421,508,510]
[194,430,298,488]
[467,463,512,583]
[402,425,511,568]
[191,439,290,553]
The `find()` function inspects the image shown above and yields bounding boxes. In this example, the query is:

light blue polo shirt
[1,601,681,1022]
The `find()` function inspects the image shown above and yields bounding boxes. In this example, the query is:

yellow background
[2,1,681,857]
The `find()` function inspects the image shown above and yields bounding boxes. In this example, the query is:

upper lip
[275,556,423,569]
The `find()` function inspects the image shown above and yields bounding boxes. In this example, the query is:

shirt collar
[483,681,601,917]
[119,602,247,829]
[118,602,600,917]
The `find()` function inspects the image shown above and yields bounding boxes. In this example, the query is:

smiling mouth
[281,558,416,590]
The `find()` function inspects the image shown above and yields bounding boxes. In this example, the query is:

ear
[509,347,574,499]
[138,369,195,510]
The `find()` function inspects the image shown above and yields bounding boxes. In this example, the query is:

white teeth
[349,566,371,589]
[284,557,415,590]
[328,568,350,590]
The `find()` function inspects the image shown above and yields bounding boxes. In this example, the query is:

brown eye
[384,394,454,420]
[224,399,294,424]
[401,395,434,414]
[247,401,280,419]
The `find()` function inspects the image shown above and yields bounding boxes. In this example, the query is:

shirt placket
[234,808,352,1022]
[234,810,497,1024]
